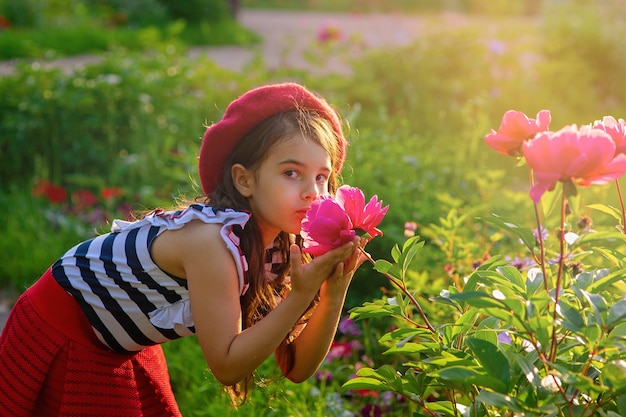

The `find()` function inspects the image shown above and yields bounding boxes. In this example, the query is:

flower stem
[529,169,550,294]
[359,248,436,333]
[615,179,626,233]
[549,189,567,362]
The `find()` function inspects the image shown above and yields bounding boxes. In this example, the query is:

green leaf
[574,231,626,247]
[400,238,424,275]
[505,349,540,387]
[378,327,432,344]
[603,360,626,390]
[391,243,401,263]
[580,290,608,327]
[476,390,525,412]
[608,299,626,326]
[526,267,544,296]
[435,366,508,393]
[618,393,626,416]
[342,376,387,391]
[384,342,439,356]
[480,213,536,250]
[449,291,507,309]
[465,338,510,392]
[588,268,626,293]
[557,299,585,332]
[588,203,623,222]
[373,259,400,279]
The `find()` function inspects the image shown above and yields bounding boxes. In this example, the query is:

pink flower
[522,124,626,203]
[301,186,388,256]
[317,21,343,44]
[335,185,388,239]
[326,341,355,361]
[592,116,626,156]
[485,109,551,156]
[301,196,356,256]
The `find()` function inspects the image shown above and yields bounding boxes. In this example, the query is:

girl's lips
[296,208,310,219]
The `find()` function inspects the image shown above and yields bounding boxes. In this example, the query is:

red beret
[199,82,346,195]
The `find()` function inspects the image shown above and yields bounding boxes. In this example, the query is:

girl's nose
[302,179,320,200]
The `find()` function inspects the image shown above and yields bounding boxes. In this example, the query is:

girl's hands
[288,238,364,300]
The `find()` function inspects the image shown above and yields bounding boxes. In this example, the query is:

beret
[199,82,346,195]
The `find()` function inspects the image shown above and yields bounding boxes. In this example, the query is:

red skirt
[0,268,182,417]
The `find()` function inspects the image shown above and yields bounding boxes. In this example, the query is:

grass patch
[0,20,260,60]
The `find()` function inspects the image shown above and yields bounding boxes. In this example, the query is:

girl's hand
[288,240,356,298]
[320,238,366,299]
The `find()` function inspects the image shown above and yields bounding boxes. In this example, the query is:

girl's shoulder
[112,204,250,234]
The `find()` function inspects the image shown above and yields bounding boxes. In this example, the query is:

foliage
[2,2,626,414]
[347,114,626,415]
[0,0,258,60]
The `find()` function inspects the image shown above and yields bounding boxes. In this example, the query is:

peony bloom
[522,124,626,203]
[485,109,551,156]
[301,196,356,256]
[592,115,626,156]
[335,185,388,239]
[301,185,388,256]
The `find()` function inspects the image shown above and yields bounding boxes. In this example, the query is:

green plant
[345,112,626,416]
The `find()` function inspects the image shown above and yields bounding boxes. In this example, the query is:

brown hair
[206,107,342,404]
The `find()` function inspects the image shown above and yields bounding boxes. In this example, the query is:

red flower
[0,16,11,30]
[32,179,67,204]
[485,109,551,156]
[301,185,388,256]
[101,187,123,200]
[72,189,98,208]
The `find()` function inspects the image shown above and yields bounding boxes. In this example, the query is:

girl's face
[242,135,332,244]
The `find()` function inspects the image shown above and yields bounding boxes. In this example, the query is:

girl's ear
[231,164,254,197]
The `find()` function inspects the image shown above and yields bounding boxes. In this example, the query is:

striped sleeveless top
[51,204,250,353]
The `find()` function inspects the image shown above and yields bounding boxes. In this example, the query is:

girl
[0,82,363,416]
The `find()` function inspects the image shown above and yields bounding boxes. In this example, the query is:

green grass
[0,18,259,60]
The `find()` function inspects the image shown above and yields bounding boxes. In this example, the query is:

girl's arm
[276,243,364,382]
[156,222,356,386]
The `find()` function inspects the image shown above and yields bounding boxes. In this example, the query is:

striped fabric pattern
[51,204,250,353]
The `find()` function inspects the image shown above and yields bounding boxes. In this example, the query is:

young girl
[0,82,364,416]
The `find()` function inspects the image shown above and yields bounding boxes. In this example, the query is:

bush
[158,0,231,24]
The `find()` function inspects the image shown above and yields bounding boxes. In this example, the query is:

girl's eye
[285,169,300,179]
[316,174,329,184]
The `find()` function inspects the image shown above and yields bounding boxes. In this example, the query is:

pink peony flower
[592,115,626,156]
[301,196,356,256]
[522,124,626,203]
[335,185,388,239]
[485,109,551,156]
[301,185,388,256]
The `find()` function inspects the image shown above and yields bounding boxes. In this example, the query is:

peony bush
[341,110,626,417]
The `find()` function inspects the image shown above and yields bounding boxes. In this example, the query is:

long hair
[206,107,342,404]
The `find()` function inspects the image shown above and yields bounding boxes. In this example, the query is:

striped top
[51,204,250,353]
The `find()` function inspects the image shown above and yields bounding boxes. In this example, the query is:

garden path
[0,8,538,330]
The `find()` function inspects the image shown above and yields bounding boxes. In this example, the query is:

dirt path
[0,9,537,76]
